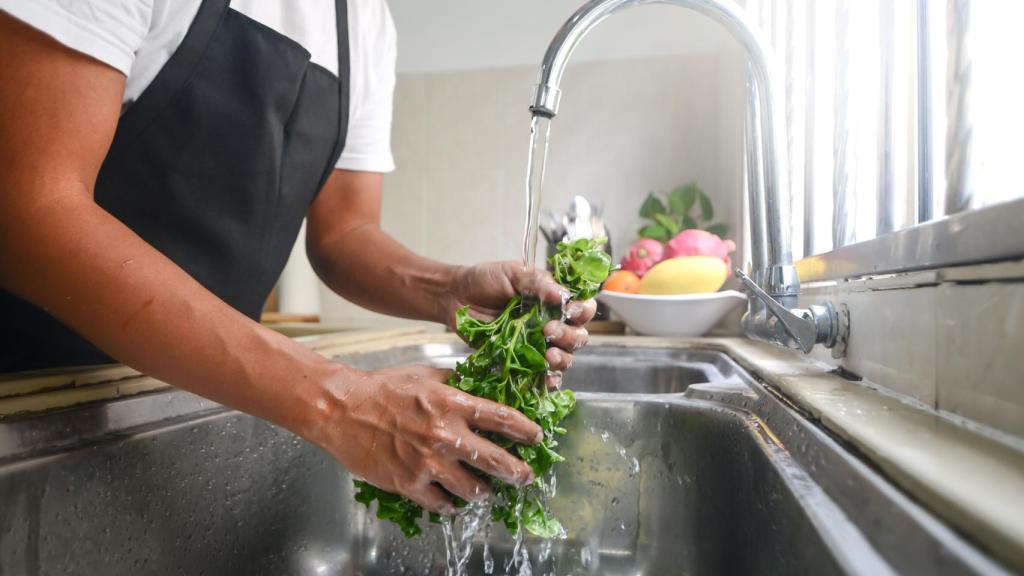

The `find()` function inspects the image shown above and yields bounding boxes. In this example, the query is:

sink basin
[346,342,739,395]
[0,341,1005,575]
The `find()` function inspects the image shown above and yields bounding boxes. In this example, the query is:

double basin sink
[0,340,1006,575]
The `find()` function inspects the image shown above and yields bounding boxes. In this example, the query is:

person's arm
[306,170,597,371]
[0,12,538,515]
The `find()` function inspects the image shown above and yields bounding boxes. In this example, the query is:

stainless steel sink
[0,342,1007,575]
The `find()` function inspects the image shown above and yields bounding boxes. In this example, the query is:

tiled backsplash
[318,50,746,323]
[803,264,1024,440]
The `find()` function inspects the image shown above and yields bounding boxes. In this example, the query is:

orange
[603,270,641,294]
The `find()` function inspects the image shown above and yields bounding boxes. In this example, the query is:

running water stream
[523,116,554,267]
[438,115,561,576]
[441,502,490,575]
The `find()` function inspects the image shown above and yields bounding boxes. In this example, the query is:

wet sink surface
[0,342,1004,575]
[348,342,740,395]
[352,396,843,576]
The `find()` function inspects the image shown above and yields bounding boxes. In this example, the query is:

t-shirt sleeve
[335,0,396,174]
[0,0,152,76]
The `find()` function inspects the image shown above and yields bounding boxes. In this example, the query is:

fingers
[407,483,456,516]
[545,371,563,392]
[509,266,566,306]
[563,299,597,325]
[545,347,573,371]
[434,462,491,503]
[543,320,588,371]
[460,394,543,445]
[543,321,588,351]
[506,264,598,327]
[464,307,500,323]
[456,431,535,486]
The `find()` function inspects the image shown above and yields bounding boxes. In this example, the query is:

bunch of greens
[637,182,729,242]
[353,238,612,539]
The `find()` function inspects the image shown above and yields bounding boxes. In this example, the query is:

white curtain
[736,0,1023,260]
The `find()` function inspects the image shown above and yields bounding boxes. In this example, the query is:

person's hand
[316,364,542,514]
[446,262,597,376]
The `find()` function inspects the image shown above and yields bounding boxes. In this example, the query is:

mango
[638,256,728,295]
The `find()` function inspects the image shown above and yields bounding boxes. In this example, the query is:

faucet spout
[532,0,846,354]
[531,0,792,291]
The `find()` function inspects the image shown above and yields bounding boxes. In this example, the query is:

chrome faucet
[530,0,848,356]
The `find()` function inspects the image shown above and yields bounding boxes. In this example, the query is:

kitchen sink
[348,344,738,396]
[0,341,1005,575]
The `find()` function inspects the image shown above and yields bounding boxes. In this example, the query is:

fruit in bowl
[597,289,746,337]
[601,246,741,337]
[664,229,736,268]
[638,256,729,295]
[603,270,641,294]
[619,238,664,276]
[597,183,743,336]
[612,226,735,295]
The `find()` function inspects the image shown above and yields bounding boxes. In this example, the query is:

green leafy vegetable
[637,182,729,241]
[353,238,612,539]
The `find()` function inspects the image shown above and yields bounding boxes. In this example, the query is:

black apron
[0,0,350,372]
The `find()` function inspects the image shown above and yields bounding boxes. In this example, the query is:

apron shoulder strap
[333,0,351,159]
[112,0,230,147]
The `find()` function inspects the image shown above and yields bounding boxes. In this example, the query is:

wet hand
[447,262,597,375]
[319,365,542,515]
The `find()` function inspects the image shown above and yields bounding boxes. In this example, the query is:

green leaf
[353,480,425,537]
[668,183,699,216]
[705,223,729,238]
[653,213,681,236]
[520,497,564,538]
[638,192,666,219]
[638,224,669,241]
[698,190,714,222]
[682,214,698,230]
[353,239,611,540]
[549,238,612,301]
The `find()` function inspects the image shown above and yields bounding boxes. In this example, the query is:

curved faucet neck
[530,0,796,298]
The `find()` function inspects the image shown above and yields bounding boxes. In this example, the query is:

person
[0,0,596,517]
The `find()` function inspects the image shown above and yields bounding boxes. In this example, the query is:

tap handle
[734,268,819,353]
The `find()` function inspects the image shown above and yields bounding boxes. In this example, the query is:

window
[739,0,1024,263]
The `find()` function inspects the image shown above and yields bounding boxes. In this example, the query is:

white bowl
[597,290,747,337]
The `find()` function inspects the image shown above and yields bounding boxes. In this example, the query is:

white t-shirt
[0,0,397,173]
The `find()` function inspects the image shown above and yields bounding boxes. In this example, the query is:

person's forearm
[0,189,346,443]
[308,222,460,324]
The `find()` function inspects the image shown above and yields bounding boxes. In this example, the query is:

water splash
[482,521,495,574]
[441,502,490,576]
[504,491,531,575]
[434,114,564,576]
[617,446,640,477]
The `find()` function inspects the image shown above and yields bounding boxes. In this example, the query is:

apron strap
[333,0,351,160]
[111,0,230,147]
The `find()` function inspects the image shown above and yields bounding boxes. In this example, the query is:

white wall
[300,1,747,323]
[389,0,732,73]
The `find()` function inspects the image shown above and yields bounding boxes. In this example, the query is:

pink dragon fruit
[620,238,664,277]
[664,229,736,268]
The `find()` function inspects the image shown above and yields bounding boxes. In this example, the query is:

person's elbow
[304,216,377,283]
